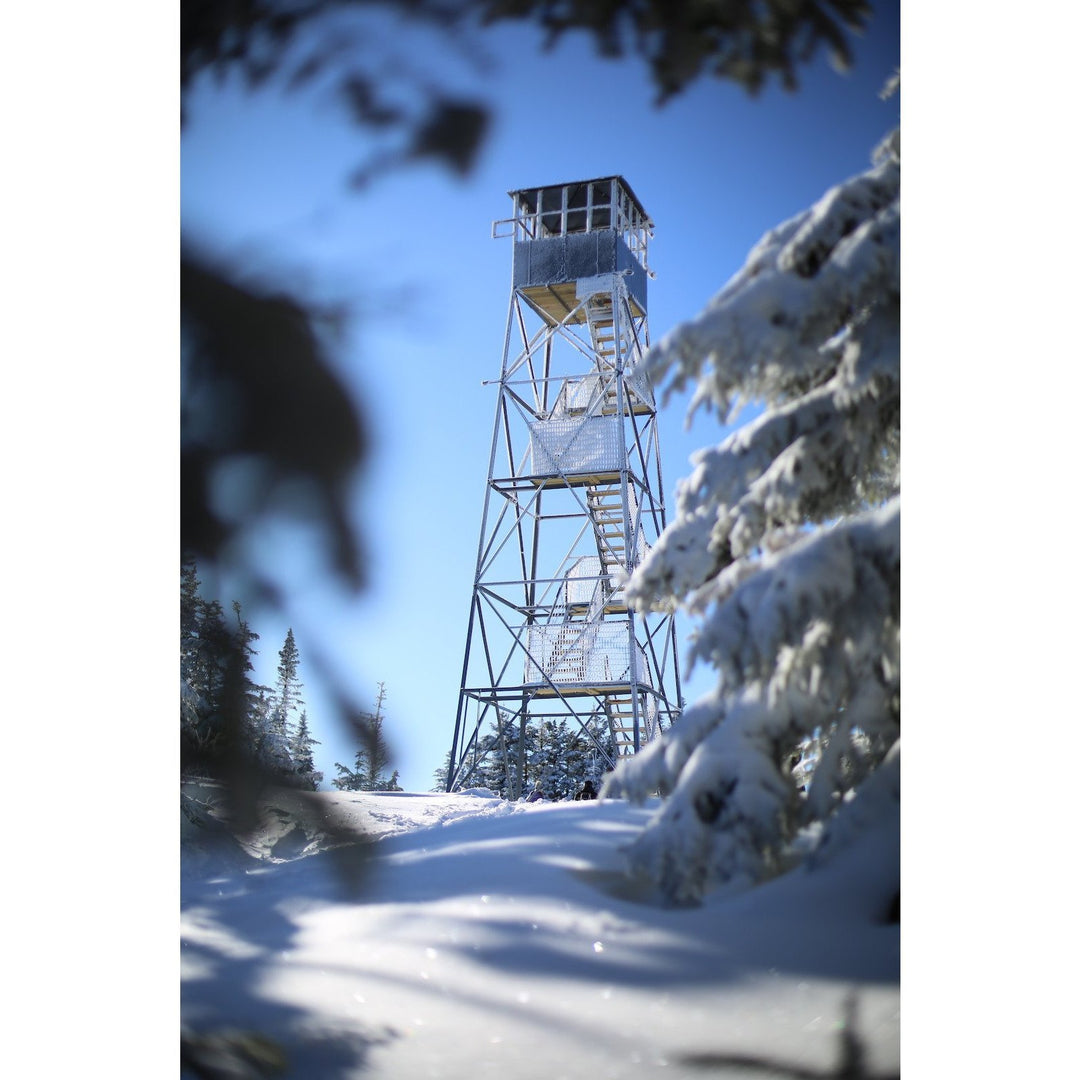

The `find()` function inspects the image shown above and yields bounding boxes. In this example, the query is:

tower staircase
[604,692,656,759]
[549,284,655,757]
[544,562,654,759]
[582,291,651,415]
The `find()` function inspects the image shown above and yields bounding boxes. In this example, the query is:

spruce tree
[195,598,230,713]
[272,628,304,748]
[180,563,236,772]
[541,719,584,800]
[180,562,200,682]
[532,720,563,799]
[476,712,537,799]
[290,711,323,790]
[531,717,617,800]
[583,716,618,788]
[229,601,283,774]
[331,684,399,791]
[364,684,392,789]
[430,750,452,793]
[181,562,208,766]
[446,710,615,798]
[331,758,361,791]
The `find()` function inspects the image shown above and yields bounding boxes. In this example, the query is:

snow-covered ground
[181,786,899,1079]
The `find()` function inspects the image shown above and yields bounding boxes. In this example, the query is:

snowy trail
[181,791,899,1079]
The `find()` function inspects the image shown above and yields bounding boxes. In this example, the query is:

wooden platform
[565,601,628,616]
[564,397,655,418]
[527,471,623,489]
[521,283,645,326]
[527,681,644,699]
[460,683,647,701]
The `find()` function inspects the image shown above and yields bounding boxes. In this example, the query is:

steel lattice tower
[446,177,682,795]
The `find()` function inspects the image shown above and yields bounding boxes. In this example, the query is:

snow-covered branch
[608,127,901,904]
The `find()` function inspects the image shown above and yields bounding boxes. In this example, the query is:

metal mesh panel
[522,622,651,687]
[626,484,651,566]
[557,371,654,414]
[564,556,628,609]
[625,366,655,409]
[643,695,660,743]
[564,556,603,608]
[561,374,602,414]
[529,415,623,476]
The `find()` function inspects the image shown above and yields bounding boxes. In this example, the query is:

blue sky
[181,4,901,791]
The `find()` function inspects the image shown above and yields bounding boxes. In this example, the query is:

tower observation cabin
[446,176,682,796]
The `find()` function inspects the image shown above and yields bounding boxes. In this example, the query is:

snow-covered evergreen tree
[607,116,900,905]
[289,711,323,790]
[332,684,401,791]
[361,683,393,789]
[181,563,239,770]
[230,602,289,775]
[181,563,214,764]
[430,750,453,792]
[446,716,505,794]
[533,720,572,800]
[180,562,201,685]
[533,718,613,800]
[452,712,616,799]
[582,717,618,790]
[486,713,537,799]
[271,628,304,749]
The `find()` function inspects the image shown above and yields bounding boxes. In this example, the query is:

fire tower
[446,177,682,795]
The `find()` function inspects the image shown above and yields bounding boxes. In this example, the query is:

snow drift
[181,787,899,1079]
